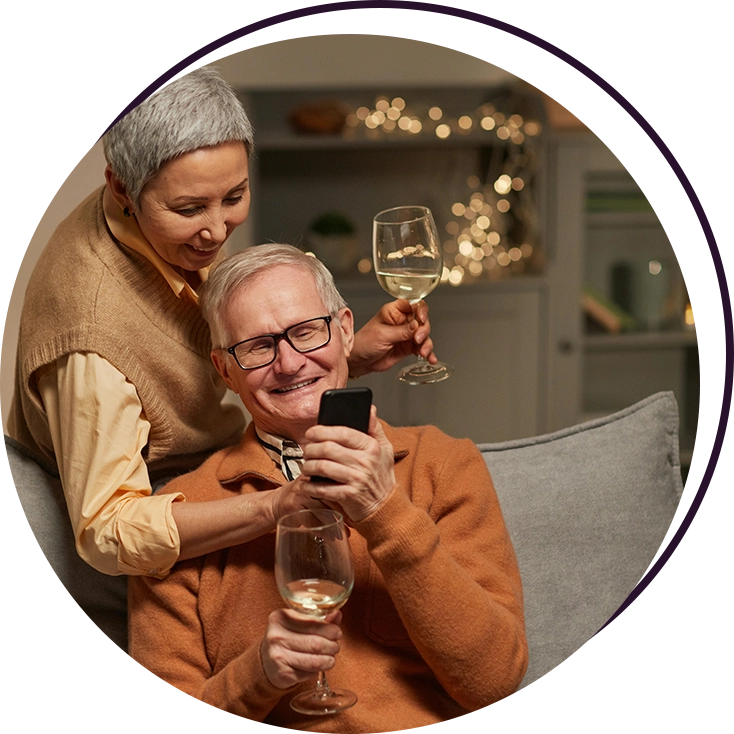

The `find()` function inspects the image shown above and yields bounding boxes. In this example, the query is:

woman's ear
[105,165,134,213]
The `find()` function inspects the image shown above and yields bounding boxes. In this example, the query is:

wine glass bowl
[373,206,442,303]
[373,206,454,384]
[275,509,357,715]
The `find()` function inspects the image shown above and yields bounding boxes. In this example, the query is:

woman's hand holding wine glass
[373,205,453,384]
[346,298,436,377]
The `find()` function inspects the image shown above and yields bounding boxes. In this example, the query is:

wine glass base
[398,360,454,385]
[290,687,358,716]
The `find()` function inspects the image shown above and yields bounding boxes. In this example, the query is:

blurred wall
[1,35,515,424]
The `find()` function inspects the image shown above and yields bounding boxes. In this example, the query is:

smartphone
[311,387,372,482]
[318,387,373,432]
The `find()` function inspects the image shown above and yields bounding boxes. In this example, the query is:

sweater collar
[216,423,284,487]
[216,420,410,488]
[102,186,210,304]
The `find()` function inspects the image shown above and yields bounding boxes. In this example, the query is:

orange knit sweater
[129,421,528,731]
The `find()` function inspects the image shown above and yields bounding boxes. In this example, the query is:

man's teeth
[275,379,316,393]
[189,244,219,253]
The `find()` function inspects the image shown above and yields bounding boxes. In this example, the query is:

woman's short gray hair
[103,66,254,206]
[200,244,348,348]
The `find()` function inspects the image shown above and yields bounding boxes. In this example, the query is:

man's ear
[105,165,134,213]
[210,349,238,394]
[336,307,355,357]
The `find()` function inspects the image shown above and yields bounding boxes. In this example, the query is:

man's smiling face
[213,264,354,444]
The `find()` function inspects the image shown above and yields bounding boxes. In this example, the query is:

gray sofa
[6,391,682,689]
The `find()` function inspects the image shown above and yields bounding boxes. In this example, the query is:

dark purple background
[0,12,732,734]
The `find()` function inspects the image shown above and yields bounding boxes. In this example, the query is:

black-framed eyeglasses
[226,315,333,370]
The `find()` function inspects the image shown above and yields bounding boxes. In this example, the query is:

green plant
[309,212,356,236]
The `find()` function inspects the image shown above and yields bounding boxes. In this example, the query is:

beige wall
[2,143,106,425]
[215,34,515,89]
[1,35,514,424]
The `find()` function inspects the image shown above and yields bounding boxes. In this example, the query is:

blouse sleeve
[39,351,185,577]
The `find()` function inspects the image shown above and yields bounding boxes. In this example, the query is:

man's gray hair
[103,66,254,206]
[200,244,348,348]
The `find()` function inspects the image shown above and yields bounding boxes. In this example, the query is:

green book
[582,286,636,333]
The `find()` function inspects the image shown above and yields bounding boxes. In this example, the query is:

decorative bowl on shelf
[289,101,348,135]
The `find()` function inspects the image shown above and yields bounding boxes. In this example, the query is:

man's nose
[272,338,307,374]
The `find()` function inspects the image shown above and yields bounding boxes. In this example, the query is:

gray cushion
[479,391,682,688]
[6,436,127,650]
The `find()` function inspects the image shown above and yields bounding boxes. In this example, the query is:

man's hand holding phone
[303,388,397,523]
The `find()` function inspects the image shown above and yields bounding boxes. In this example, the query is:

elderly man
[129,244,527,731]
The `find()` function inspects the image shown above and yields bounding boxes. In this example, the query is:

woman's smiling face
[133,140,250,272]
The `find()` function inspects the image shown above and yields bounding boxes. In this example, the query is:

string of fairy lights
[343,94,543,285]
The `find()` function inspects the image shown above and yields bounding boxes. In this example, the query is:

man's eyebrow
[171,179,249,204]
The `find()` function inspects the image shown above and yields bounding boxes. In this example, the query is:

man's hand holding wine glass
[260,607,343,690]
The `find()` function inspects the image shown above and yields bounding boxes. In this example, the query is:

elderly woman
[9,67,434,579]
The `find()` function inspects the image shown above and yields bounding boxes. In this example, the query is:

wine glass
[275,509,357,716]
[373,205,454,384]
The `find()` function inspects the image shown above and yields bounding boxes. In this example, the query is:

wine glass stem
[316,671,332,699]
[409,300,428,363]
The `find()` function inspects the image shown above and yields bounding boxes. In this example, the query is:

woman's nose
[201,210,227,243]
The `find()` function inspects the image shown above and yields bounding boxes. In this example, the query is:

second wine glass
[275,509,357,716]
[373,205,453,384]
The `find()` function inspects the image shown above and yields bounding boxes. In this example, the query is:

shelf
[584,330,697,352]
[338,273,547,297]
[246,85,546,154]
[256,129,520,152]
[586,211,661,228]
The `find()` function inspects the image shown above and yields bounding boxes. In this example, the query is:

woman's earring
[123,207,131,218]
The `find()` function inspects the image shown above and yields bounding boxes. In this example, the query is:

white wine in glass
[373,205,454,384]
[275,509,357,716]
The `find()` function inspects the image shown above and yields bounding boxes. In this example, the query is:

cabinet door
[544,139,591,431]
[545,135,698,463]
[343,285,542,443]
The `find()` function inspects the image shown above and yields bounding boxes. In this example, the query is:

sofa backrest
[6,436,128,650]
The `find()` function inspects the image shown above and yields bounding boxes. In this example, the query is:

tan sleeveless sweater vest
[9,187,245,479]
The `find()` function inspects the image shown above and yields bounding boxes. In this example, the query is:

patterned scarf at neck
[255,427,304,481]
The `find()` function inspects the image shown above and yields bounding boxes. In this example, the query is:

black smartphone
[318,387,373,432]
[311,387,372,482]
